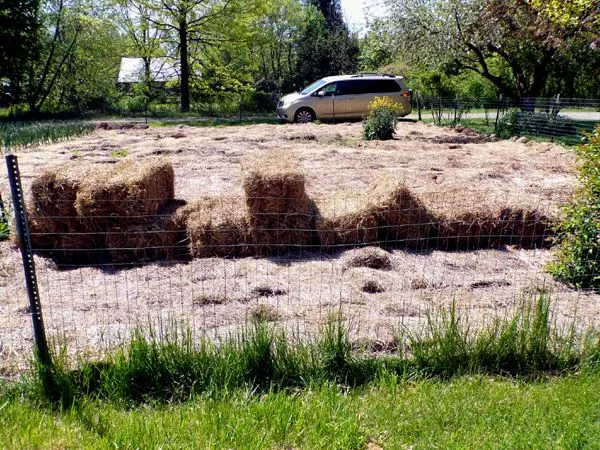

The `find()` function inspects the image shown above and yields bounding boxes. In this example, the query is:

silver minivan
[276,73,412,123]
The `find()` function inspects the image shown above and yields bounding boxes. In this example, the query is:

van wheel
[294,108,315,124]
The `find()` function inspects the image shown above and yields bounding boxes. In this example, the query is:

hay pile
[186,197,249,258]
[364,174,432,248]
[243,152,314,254]
[314,193,377,248]
[342,246,393,271]
[28,162,103,258]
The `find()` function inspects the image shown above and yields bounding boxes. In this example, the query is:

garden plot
[1,121,598,373]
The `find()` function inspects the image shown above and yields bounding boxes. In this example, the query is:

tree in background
[384,0,599,101]
[145,0,263,113]
[294,1,359,89]
[252,0,304,95]
[0,0,40,106]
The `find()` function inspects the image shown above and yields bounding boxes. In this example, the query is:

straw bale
[75,158,174,221]
[496,207,555,249]
[433,211,502,250]
[186,197,250,258]
[106,200,190,264]
[423,190,555,250]
[30,161,101,220]
[364,174,432,248]
[314,194,377,248]
[242,152,313,254]
[55,231,108,266]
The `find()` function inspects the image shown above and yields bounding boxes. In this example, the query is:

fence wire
[1,110,599,375]
[416,96,600,145]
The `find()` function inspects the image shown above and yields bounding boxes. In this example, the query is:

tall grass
[0,121,94,151]
[34,294,600,406]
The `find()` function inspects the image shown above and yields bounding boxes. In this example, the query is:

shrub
[496,110,577,139]
[362,97,405,141]
[548,126,600,289]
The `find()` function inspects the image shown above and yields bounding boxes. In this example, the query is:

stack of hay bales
[28,158,181,265]
[185,197,249,258]
[243,152,314,254]
[74,158,181,263]
[363,174,432,249]
[314,193,378,249]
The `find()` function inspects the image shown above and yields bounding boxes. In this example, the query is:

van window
[337,79,402,95]
[380,80,401,93]
[318,83,337,96]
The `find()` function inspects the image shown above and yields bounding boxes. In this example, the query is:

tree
[384,0,598,102]
[253,0,305,94]
[0,0,39,105]
[147,0,259,112]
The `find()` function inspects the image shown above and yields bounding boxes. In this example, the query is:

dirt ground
[1,121,598,374]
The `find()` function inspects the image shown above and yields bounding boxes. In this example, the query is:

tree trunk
[179,19,190,113]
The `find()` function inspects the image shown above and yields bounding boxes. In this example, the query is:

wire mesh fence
[415,95,600,145]
[1,115,599,375]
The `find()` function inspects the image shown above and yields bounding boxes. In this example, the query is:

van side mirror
[317,90,326,97]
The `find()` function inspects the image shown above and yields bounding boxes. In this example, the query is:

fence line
[414,95,600,144]
[0,110,599,375]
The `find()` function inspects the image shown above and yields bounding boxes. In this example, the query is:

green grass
[0,121,95,151]
[2,371,600,448]
[2,294,600,447]
[27,294,600,408]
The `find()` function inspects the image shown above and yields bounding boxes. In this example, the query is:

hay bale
[496,207,555,249]
[186,197,250,258]
[242,152,313,254]
[364,174,432,248]
[434,211,501,250]
[342,247,393,271]
[75,158,174,221]
[106,200,190,264]
[30,162,100,220]
[55,231,108,266]
[423,189,555,250]
[314,194,377,248]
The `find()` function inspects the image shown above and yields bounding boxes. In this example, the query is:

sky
[340,0,389,33]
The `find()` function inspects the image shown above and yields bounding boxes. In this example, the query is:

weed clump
[362,97,405,141]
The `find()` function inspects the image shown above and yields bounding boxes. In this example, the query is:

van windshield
[300,79,327,95]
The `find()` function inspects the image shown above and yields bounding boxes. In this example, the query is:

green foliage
[549,126,600,289]
[0,121,94,151]
[410,294,577,377]
[362,97,404,140]
[0,208,9,241]
[496,110,577,140]
[5,371,600,449]
[30,293,600,406]
[294,5,359,90]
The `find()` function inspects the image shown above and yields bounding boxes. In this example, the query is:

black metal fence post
[494,94,503,133]
[417,91,422,121]
[5,154,51,366]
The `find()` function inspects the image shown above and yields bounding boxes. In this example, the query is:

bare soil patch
[1,121,597,373]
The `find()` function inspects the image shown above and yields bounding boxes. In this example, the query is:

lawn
[1,371,599,449]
